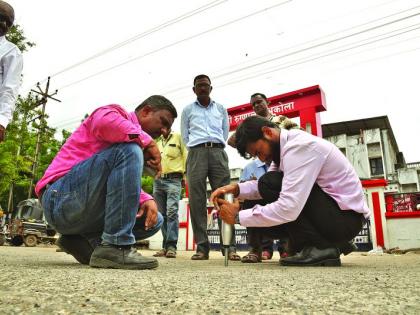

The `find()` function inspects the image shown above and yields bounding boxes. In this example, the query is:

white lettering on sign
[229,101,295,126]
[231,111,256,124]
[269,102,294,115]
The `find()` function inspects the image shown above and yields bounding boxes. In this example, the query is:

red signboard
[227,85,326,136]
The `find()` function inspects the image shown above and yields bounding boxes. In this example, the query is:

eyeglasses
[195,83,211,89]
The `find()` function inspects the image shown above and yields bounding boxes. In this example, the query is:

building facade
[322,116,420,194]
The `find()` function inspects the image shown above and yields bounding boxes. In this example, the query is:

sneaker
[56,235,94,265]
[89,244,158,270]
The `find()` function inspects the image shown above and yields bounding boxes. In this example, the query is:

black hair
[235,115,276,158]
[0,1,14,36]
[193,74,211,86]
[135,95,177,118]
[250,93,268,101]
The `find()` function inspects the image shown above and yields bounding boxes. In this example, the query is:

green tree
[6,24,35,53]
[141,176,154,195]
[0,93,64,208]
[0,24,69,210]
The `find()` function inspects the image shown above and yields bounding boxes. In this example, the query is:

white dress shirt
[0,36,23,128]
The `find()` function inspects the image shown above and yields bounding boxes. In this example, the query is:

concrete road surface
[0,246,419,314]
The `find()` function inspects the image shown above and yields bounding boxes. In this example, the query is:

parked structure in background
[322,115,419,193]
[322,115,420,250]
[0,198,56,247]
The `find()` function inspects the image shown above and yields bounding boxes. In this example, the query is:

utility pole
[27,77,61,199]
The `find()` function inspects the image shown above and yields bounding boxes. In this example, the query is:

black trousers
[244,172,365,252]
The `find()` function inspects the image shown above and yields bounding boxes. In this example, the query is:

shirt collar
[254,158,267,168]
[195,99,214,108]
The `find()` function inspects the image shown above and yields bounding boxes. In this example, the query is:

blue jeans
[153,178,182,250]
[42,143,163,246]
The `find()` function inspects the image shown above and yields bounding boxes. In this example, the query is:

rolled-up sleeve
[140,190,153,205]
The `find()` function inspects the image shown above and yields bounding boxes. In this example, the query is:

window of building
[369,157,384,176]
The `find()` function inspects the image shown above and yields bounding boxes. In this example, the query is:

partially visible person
[36,95,177,270]
[0,204,4,228]
[152,129,187,259]
[181,74,240,261]
[227,92,298,148]
[0,0,23,142]
[211,116,369,267]
[239,157,290,263]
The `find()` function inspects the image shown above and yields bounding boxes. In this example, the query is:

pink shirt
[35,105,154,204]
[238,129,370,227]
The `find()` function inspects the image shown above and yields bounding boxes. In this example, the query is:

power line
[34,0,227,87]
[152,20,420,100]
[53,35,420,131]
[216,26,420,88]
[213,10,420,80]
[58,2,420,94]
[53,24,420,130]
[50,4,420,128]
[56,0,292,91]
[155,6,420,96]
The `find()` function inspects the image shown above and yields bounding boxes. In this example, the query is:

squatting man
[211,115,370,266]
[36,95,177,270]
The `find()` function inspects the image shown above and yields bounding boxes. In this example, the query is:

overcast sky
[9,0,420,168]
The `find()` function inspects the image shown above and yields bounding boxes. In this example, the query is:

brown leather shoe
[191,252,209,260]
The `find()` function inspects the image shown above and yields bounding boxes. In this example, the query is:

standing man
[249,93,298,129]
[152,129,187,258]
[36,95,177,270]
[228,92,298,147]
[211,116,369,267]
[181,74,240,261]
[0,1,23,142]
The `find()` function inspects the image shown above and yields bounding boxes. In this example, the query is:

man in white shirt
[0,1,23,142]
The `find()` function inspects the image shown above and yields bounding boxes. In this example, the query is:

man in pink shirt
[211,116,370,266]
[36,95,177,270]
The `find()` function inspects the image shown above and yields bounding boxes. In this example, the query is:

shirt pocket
[166,144,179,159]
[209,111,223,130]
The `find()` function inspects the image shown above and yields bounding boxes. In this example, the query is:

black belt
[160,172,183,179]
[193,142,224,148]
